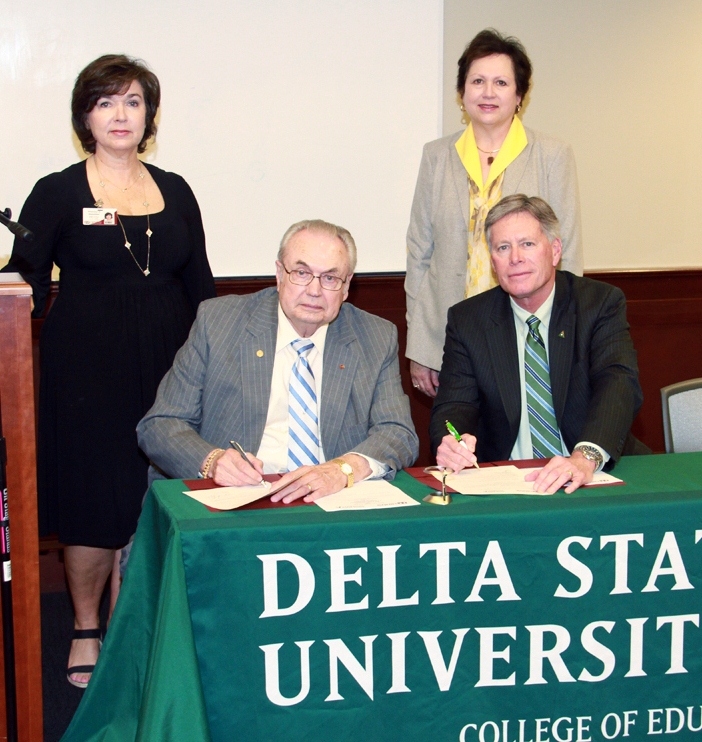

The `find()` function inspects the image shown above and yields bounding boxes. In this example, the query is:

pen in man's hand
[445,420,479,469]
[229,440,264,483]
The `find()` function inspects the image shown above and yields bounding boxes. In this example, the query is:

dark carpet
[41,591,85,742]
[41,590,110,742]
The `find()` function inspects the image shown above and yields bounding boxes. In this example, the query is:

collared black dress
[3,160,216,547]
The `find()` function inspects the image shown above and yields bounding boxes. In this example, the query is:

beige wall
[444,0,702,269]
[0,1,442,276]
[3,2,699,273]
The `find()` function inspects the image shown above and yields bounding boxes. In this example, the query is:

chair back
[661,378,702,453]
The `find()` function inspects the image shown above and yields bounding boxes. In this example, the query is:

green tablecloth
[63,453,702,741]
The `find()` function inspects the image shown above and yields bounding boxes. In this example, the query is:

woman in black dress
[3,55,216,687]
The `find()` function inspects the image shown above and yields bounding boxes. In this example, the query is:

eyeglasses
[282,265,348,291]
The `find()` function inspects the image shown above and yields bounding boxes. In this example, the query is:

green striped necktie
[525,315,562,458]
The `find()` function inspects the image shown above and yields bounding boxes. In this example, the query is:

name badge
[83,208,118,226]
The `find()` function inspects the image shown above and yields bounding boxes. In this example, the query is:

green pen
[445,420,479,469]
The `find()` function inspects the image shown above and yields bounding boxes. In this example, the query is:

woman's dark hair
[456,29,532,101]
[71,54,160,154]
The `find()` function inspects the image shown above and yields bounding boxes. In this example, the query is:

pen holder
[422,466,452,505]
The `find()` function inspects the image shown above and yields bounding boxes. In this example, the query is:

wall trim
[33,269,702,465]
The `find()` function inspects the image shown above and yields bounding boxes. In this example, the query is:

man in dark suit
[138,219,418,504]
[431,194,645,494]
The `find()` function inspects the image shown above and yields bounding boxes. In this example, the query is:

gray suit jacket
[429,272,647,466]
[137,288,419,479]
[405,126,584,370]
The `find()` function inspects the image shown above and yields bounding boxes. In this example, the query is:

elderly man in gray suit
[138,219,419,504]
[431,195,647,495]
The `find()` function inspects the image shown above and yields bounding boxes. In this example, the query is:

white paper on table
[432,465,549,495]
[183,482,272,510]
[520,468,623,487]
[577,471,623,486]
[315,479,420,512]
[432,466,624,495]
[588,471,624,486]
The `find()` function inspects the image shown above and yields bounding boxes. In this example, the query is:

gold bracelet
[200,448,225,478]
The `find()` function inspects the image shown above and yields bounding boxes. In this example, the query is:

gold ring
[307,484,312,492]
[566,470,573,479]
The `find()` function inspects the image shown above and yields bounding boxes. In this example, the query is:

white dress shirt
[256,304,388,478]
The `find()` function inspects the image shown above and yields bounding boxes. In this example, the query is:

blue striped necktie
[287,338,320,470]
[525,315,562,458]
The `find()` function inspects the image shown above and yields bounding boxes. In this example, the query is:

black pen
[229,440,264,483]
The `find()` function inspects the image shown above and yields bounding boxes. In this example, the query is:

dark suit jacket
[430,272,646,465]
[138,288,419,479]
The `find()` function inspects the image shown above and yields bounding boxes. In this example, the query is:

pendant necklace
[94,158,152,276]
[119,193,152,277]
[97,166,143,192]
[476,145,500,166]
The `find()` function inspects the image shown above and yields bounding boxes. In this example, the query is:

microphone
[0,209,34,243]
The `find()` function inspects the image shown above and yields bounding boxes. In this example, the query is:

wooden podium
[0,275,43,741]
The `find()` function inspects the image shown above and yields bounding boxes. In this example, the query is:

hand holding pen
[229,441,265,484]
[206,441,265,486]
[436,420,479,472]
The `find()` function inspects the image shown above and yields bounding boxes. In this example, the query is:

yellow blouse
[454,117,528,296]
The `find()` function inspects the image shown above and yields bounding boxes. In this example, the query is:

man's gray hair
[278,219,358,273]
[485,194,561,248]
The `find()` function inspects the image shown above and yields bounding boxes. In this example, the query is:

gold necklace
[94,159,152,277]
[476,144,500,166]
[94,157,144,192]
[119,202,152,277]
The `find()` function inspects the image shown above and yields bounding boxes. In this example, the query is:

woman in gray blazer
[406,29,583,396]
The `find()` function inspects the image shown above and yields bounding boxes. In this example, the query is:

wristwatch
[573,444,604,472]
[331,458,354,488]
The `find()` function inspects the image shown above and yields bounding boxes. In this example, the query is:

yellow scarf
[455,117,528,297]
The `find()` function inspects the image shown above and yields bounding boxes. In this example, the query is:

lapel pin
[339,364,345,369]
[256,349,264,357]
[558,331,565,338]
